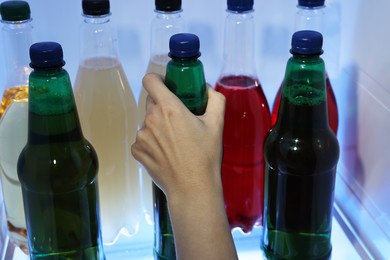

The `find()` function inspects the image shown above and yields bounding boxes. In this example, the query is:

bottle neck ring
[155,9,182,14]
[83,13,111,24]
[1,17,32,24]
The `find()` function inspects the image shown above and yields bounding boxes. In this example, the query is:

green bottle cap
[0,1,31,22]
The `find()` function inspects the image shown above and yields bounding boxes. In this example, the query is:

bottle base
[8,221,28,254]
[262,229,332,259]
[30,245,105,260]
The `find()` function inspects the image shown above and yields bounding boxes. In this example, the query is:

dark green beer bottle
[17,42,105,259]
[153,33,207,260]
[262,31,339,259]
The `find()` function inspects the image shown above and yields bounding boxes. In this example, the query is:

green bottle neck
[169,57,199,65]
[28,67,83,143]
[165,57,207,115]
[275,54,329,131]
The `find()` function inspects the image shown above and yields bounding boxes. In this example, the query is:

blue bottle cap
[156,0,181,12]
[291,30,323,55]
[227,0,254,12]
[30,42,65,69]
[298,0,325,8]
[82,0,110,16]
[0,1,31,22]
[169,33,201,59]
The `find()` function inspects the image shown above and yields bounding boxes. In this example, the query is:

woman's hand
[132,73,225,201]
[131,73,238,260]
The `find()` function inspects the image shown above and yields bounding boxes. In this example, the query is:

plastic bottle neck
[276,53,329,131]
[79,13,118,66]
[1,19,33,89]
[295,5,325,33]
[155,9,182,17]
[170,56,199,64]
[83,13,110,24]
[220,9,257,77]
[150,10,185,62]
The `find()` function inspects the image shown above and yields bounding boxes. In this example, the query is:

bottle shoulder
[30,67,69,79]
[264,128,339,174]
[17,139,99,193]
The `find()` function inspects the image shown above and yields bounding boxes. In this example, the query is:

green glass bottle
[153,33,207,260]
[262,30,339,259]
[17,42,105,260]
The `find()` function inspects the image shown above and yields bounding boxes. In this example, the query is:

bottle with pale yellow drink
[0,1,33,253]
[138,0,186,224]
[74,0,140,245]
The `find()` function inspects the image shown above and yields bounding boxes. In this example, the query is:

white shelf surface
[4,213,361,260]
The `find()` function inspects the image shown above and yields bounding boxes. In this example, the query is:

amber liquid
[74,57,140,244]
[0,86,28,116]
[0,86,29,252]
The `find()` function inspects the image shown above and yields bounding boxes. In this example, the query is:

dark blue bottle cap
[0,1,31,22]
[156,0,181,12]
[30,42,65,69]
[169,33,201,59]
[291,30,323,55]
[227,0,254,12]
[82,0,110,16]
[298,0,325,7]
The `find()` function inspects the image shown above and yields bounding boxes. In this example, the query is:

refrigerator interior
[0,0,389,259]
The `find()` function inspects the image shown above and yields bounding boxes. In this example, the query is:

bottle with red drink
[214,0,271,233]
[271,0,338,133]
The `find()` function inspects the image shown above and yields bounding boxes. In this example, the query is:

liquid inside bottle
[263,30,339,258]
[18,41,105,259]
[153,186,175,260]
[271,74,338,133]
[264,89,338,258]
[74,56,140,244]
[0,89,28,252]
[0,0,32,251]
[146,54,171,77]
[215,75,270,233]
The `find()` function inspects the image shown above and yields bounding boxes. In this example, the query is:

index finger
[142,73,182,106]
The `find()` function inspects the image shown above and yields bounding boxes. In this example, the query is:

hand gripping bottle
[153,33,207,260]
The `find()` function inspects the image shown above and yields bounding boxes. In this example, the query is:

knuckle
[216,91,226,103]
[143,113,155,129]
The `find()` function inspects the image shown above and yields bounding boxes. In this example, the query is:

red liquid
[215,75,271,233]
[271,75,338,133]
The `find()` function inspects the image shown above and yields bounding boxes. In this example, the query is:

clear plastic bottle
[0,0,33,252]
[271,0,338,133]
[262,30,339,259]
[73,0,140,245]
[138,0,185,224]
[214,0,271,233]
[18,41,105,260]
